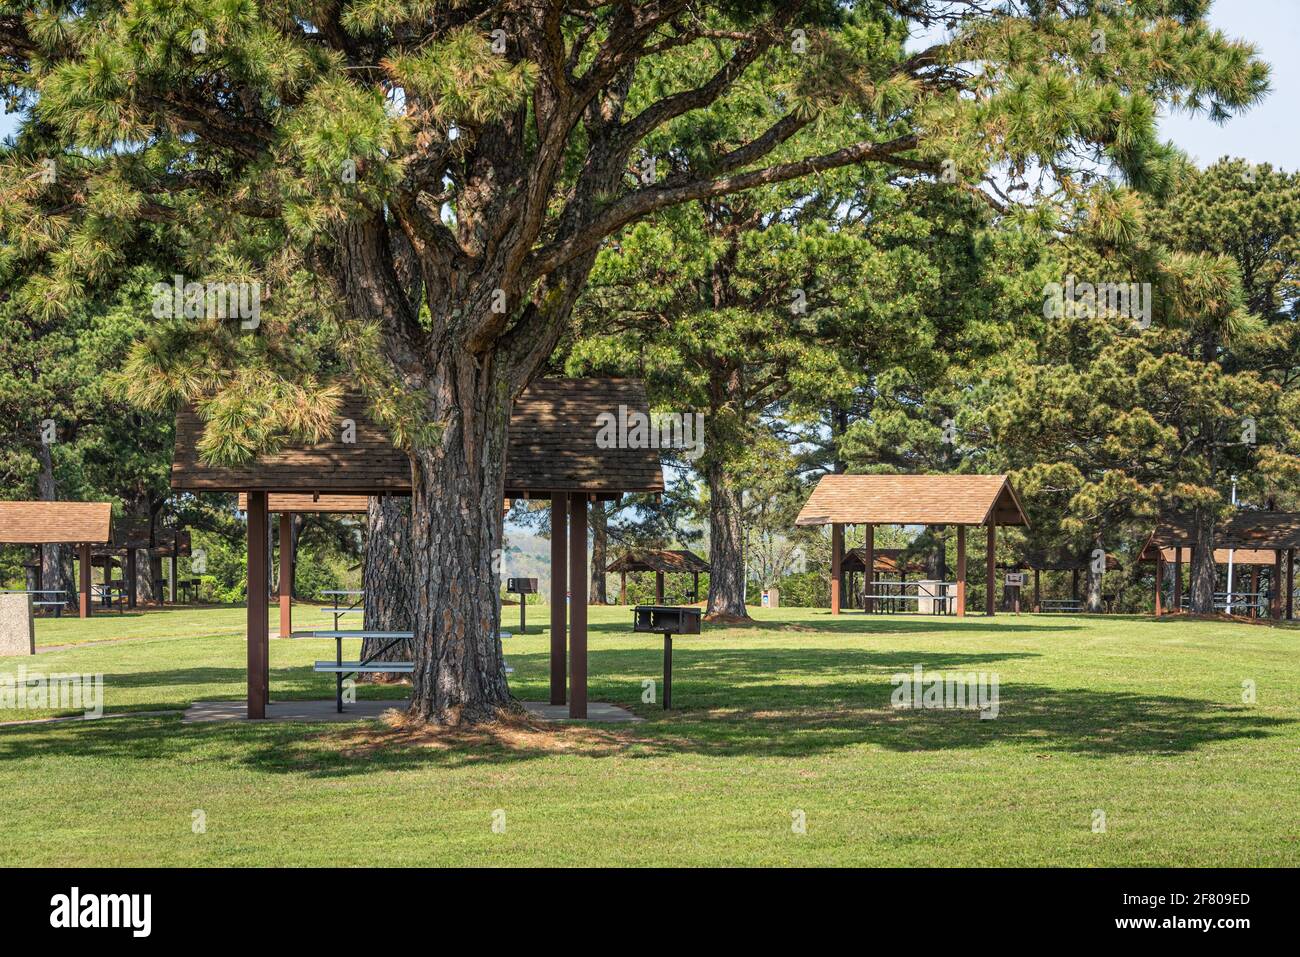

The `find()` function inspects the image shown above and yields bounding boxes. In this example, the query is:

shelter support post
[278,513,293,638]
[830,523,843,615]
[1033,568,1041,613]
[169,554,177,603]
[985,524,996,617]
[692,571,699,603]
[78,543,92,618]
[956,526,967,618]
[568,493,588,719]
[1251,565,1260,618]
[550,493,567,706]
[620,571,627,606]
[655,571,664,604]
[246,491,269,719]
[864,524,875,614]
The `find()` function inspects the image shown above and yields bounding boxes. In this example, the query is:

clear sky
[2,1,1295,168]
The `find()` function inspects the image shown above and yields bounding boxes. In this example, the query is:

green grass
[2,605,1298,866]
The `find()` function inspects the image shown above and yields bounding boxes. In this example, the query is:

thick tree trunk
[362,496,417,681]
[36,442,70,607]
[1085,533,1104,613]
[1188,508,1217,614]
[589,502,608,604]
[404,369,519,725]
[706,460,750,621]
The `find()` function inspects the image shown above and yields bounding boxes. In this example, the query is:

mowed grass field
[1,604,1297,866]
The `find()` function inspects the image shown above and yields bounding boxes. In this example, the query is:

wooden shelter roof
[173,378,664,498]
[0,501,112,545]
[236,493,511,515]
[1004,548,1121,572]
[606,548,711,574]
[795,474,1028,527]
[1142,512,1300,555]
[841,547,926,574]
[91,522,191,556]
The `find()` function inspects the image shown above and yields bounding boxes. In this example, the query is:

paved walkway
[184,699,643,724]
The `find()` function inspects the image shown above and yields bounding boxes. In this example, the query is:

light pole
[1225,475,1238,614]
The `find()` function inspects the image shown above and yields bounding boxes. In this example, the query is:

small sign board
[1004,572,1026,587]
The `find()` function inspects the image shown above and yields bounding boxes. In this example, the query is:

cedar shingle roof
[1009,548,1121,572]
[91,521,191,555]
[605,548,711,574]
[173,378,664,497]
[795,474,1028,527]
[0,501,113,544]
[1144,512,1300,553]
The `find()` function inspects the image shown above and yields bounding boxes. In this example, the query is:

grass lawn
[1,604,1297,866]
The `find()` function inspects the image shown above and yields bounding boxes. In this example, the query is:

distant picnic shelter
[174,378,664,719]
[606,548,710,604]
[0,501,113,617]
[795,474,1029,617]
[1141,512,1300,619]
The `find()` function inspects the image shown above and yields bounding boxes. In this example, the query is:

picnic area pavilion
[0,501,113,617]
[840,547,925,611]
[999,549,1122,612]
[173,378,664,719]
[1140,512,1300,619]
[794,474,1029,617]
[606,548,710,604]
[90,518,192,609]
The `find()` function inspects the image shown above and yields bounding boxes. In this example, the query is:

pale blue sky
[2,1,1295,169]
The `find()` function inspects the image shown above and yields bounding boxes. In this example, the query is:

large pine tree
[0,1,1266,722]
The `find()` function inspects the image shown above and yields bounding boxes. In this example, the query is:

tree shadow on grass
[0,647,1288,780]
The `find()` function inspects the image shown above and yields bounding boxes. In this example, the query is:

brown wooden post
[549,493,567,706]
[246,491,269,719]
[569,493,588,719]
[985,524,996,616]
[692,571,699,603]
[1279,548,1289,624]
[655,571,664,603]
[1154,552,1164,617]
[1272,550,1283,620]
[863,524,875,613]
[1033,568,1041,613]
[126,547,138,609]
[1251,565,1260,618]
[78,543,92,618]
[956,525,967,617]
[278,512,293,638]
[830,522,843,615]
[1173,546,1182,611]
[620,571,627,606]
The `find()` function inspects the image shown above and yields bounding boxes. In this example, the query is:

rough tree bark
[362,496,417,681]
[1085,532,1104,613]
[706,459,749,621]
[36,441,70,606]
[589,502,608,604]
[1188,507,1218,614]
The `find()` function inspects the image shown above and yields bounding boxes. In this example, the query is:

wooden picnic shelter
[794,475,1028,617]
[1001,549,1121,612]
[0,501,113,617]
[1141,512,1300,619]
[840,547,925,610]
[606,548,710,604]
[90,518,192,608]
[174,378,664,719]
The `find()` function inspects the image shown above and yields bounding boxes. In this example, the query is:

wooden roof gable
[605,548,711,574]
[795,474,1028,528]
[0,501,113,544]
[1144,512,1300,552]
[173,378,665,497]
